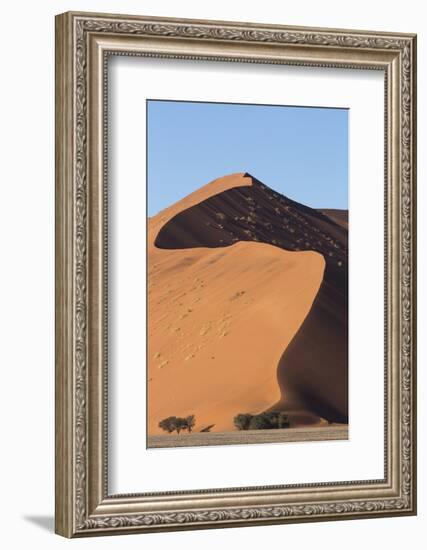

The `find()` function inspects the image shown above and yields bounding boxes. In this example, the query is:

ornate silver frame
[55,11,417,537]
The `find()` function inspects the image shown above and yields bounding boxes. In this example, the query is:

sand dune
[148,173,348,435]
[317,209,348,229]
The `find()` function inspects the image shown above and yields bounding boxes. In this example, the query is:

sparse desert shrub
[234,411,290,431]
[174,417,187,434]
[159,415,196,434]
[185,415,196,433]
[277,412,290,428]
[234,413,253,431]
[248,413,272,430]
[158,416,178,434]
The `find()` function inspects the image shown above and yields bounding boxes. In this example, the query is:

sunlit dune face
[148,241,324,433]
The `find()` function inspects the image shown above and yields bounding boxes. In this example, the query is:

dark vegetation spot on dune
[230,290,245,301]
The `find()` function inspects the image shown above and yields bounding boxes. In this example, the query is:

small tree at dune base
[158,416,178,434]
[158,415,196,435]
[185,415,196,433]
[234,411,290,430]
[174,417,186,434]
[277,412,290,428]
[248,413,271,430]
[233,413,253,431]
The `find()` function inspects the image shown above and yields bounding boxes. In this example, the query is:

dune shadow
[274,263,348,423]
[200,424,215,432]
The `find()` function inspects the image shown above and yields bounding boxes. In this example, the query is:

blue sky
[147,100,348,216]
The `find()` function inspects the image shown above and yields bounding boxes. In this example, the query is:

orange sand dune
[148,243,324,433]
[148,173,348,434]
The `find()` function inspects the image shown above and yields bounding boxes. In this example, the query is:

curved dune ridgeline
[148,173,348,434]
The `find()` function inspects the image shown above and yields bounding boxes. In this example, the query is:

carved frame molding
[55,11,416,537]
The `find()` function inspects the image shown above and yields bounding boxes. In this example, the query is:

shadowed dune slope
[317,209,348,229]
[148,173,348,434]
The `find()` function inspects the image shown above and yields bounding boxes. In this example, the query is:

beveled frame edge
[55,11,417,538]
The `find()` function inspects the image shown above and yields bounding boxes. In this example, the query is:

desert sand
[148,173,348,435]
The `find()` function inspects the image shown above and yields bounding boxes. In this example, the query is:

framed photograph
[55,11,417,537]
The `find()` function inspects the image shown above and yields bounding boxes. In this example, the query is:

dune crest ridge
[148,173,252,246]
[148,173,348,434]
